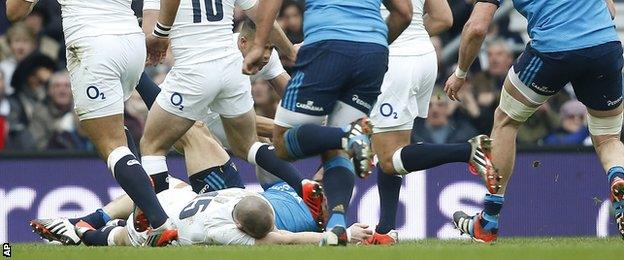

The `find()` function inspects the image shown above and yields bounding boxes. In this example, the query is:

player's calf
[322,153,356,230]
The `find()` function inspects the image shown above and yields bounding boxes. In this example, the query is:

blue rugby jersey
[490,0,619,52]
[260,183,317,232]
[303,0,388,47]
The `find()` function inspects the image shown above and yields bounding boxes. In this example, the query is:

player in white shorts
[364,0,499,245]
[203,20,291,149]
[7,0,178,246]
[139,0,317,220]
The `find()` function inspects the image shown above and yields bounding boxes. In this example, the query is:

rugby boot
[468,135,502,194]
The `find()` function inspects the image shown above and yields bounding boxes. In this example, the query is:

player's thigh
[275,41,350,128]
[499,46,570,122]
[370,54,427,133]
[155,64,218,122]
[67,35,129,122]
[177,122,231,175]
[141,102,195,155]
[413,52,438,118]
[570,42,624,112]
[573,43,624,141]
[201,111,230,149]
[119,34,147,101]
[210,55,255,119]
[220,109,259,159]
[337,43,388,117]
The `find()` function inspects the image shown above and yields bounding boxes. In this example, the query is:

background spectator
[252,79,280,118]
[0,22,36,95]
[543,100,591,146]
[278,0,304,44]
[412,90,478,144]
[517,103,560,145]
[6,52,56,149]
[27,71,75,150]
[0,0,615,152]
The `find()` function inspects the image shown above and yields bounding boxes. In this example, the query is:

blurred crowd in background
[0,0,609,152]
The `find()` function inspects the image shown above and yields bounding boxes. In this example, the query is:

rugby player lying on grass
[75,178,369,246]
[30,121,348,245]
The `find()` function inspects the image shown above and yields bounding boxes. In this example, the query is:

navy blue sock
[284,125,345,159]
[189,159,244,193]
[375,166,402,234]
[136,72,160,110]
[323,156,355,229]
[480,194,504,231]
[399,143,471,172]
[608,166,624,183]
[112,153,168,228]
[253,143,304,196]
[81,226,119,246]
[68,209,111,229]
[124,127,140,158]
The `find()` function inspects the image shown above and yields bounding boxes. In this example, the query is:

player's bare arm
[5,0,35,22]
[244,5,296,65]
[242,0,284,75]
[444,1,497,101]
[423,0,453,36]
[146,0,181,65]
[267,72,290,97]
[255,223,372,245]
[142,9,159,36]
[606,0,616,19]
[383,0,414,44]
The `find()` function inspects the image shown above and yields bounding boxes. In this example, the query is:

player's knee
[493,107,524,130]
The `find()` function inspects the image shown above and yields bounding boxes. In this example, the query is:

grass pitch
[11,237,623,260]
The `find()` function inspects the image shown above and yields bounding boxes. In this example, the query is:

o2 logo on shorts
[380,103,398,119]
[86,86,105,100]
[171,92,184,111]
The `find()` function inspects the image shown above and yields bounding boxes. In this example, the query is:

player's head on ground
[237,18,273,66]
[233,196,275,239]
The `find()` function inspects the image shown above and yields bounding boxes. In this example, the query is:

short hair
[233,196,274,239]
[10,53,57,91]
[6,22,36,44]
[239,18,257,39]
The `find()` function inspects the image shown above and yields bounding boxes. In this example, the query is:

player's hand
[242,45,265,75]
[444,74,466,101]
[347,223,373,243]
[146,34,169,66]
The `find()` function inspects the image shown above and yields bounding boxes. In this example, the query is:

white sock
[392,148,409,175]
[107,146,134,176]
[247,142,265,165]
[141,155,168,176]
